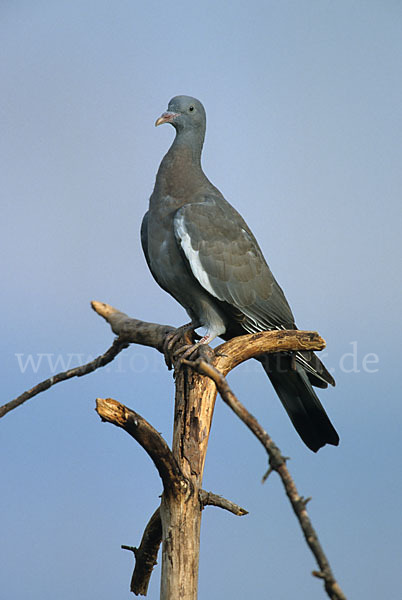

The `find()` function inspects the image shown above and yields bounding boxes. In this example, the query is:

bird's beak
[155,111,179,127]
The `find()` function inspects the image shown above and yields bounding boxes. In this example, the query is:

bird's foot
[173,339,204,363]
[174,337,215,373]
[163,323,194,370]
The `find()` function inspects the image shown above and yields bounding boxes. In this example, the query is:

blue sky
[2,1,401,598]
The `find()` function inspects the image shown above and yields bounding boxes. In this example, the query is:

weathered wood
[122,508,163,596]
[95,398,187,495]
[159,361,219,600]
[6,301,346,599]
[159,486,201,600]
[199,490,248,516]
[157,329,329,600]
[0,338,128,419]
[124,488,247,597]
[91,301,174,352]
[96,395,206,599]
[214,329,326,375]
[90,307,330,600]
[91,300,325,366]
[187,358,347,600]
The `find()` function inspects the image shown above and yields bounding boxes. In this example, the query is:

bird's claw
[175,342,201,364]
[176,342,215,373]
[163,323,194,370]
[163,324,215,375]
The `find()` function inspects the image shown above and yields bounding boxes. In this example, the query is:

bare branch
[92,301,325,366]
[91,301,174,352]
[122,507,163,596]
[187,358,346,600]
[4,297,325,421]
[95,398,187,495]
[5,302,344,597]
[0,337,129,419]
[121,486,247,598]
[214,329,326,376]
[199,490,248,516]
[2,299,175,419]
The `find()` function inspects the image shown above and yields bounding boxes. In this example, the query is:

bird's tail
[260,353,339,452]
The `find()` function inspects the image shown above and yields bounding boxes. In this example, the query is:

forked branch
[4,301,346,599]
[121,488,247,597]
[98,395,248,597]
[2,301,325,420]
[185,357,346,600]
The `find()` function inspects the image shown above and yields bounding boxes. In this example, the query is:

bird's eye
[189,105,194,112]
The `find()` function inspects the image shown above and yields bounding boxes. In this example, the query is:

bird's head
[155,96,206,134]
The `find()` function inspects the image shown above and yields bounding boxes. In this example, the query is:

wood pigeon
[141,95,339,452]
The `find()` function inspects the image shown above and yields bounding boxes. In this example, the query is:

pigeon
[141,95,339,452]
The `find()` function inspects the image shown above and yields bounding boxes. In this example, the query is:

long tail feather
[260,354,339,452]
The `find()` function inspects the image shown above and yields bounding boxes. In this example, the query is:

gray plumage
[141,95,339,452]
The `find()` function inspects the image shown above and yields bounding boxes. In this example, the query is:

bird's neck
[153,131,208,202]
[173,127,205,160]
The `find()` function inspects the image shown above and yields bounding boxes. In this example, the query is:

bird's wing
[173,198,296,332]
[140,211,150,267]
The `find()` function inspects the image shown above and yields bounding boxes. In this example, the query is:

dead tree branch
[5,301,346,599]
[0,337,129,419]
[122,508,163,596]
[91,301,174,351]
[199,490,248,516]
[1,302,173,420]
[3,300,324,420]
[96,398,187,495]
[91,300,326,364]
[186,358,346,600]
[121,485,247,597]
